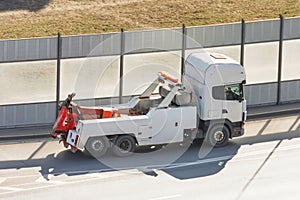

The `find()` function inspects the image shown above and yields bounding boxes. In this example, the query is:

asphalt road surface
[0,114,300,200]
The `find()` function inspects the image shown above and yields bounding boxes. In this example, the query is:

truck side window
[212,84,241,101]
[212,86,225,100]
[225,84,240,100]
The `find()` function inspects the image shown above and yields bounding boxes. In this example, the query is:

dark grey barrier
[124,28,182,54]
[1,79,299,128]
[186,23,242,48]
[245,79,300,107]
[245,19,280,43]
[0,37,57,63]
[0,96,133,128]
[62,33,121,58]
[281,79,300,103]
[284,17,300,40]
[245,82,278,106]
[1,16,300,63]
[0,102,56,128]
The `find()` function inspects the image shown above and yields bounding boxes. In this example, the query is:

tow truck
[51,52,247,157]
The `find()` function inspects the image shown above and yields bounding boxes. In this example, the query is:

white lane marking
[1,174,38,179]
[158,155,233,170]
[0,186,25,191]
[0,171,132,196]
[0,178,6,184]
[145,143,300,170]
[35,176,66,185]
[149,194,182,200]
[0,186,49,196]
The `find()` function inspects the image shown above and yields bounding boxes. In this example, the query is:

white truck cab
[184,52,247,146]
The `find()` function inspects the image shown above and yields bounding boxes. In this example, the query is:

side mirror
[239,92,244,103]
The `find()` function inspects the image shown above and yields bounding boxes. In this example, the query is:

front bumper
[231,123,245,138]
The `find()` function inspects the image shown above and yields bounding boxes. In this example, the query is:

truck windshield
[212,83,244,101]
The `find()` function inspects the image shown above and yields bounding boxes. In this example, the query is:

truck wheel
[85,136,109,158]
[206,125,229,147]
[112,135,136,157]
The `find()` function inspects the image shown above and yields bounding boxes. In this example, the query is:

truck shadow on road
[0,0,50,12]
[0,116,299,181]
[38,140,241,180]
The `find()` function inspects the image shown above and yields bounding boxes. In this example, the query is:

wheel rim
[119,140,131,152]
[214,130,225,143]
[92,140,104,151]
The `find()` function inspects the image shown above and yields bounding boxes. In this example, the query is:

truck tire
[85,136,109,158]
[206,124,229,147]
[112,135,136,157]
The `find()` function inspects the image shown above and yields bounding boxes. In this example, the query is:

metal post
[181,23,187,79]
[56,32,62,117]
[240,18,245,66]
[277,15,284,105]
[119,28,125,104]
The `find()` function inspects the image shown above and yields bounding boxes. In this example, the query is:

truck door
[212,83,243,122]
[222,83,244,122]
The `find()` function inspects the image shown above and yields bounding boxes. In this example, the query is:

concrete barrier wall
[245,83,278,106]
[125,28,182,53]
[62,33,121,58]
[284,17,300,40]
[0,102,56,128]
[1,80,299,128]
[281,80,300,103]
[0,37,57,62]
[1,17,300,128]
[186,23,242,48]
[245,19,280,43]
[1,17,300,63]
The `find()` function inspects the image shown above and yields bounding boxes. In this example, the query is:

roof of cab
[186,52,240,72]
[185,52,245,85]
